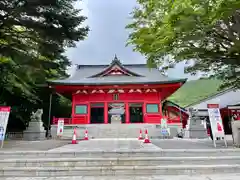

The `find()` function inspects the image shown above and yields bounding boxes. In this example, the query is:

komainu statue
[31,109,43,122]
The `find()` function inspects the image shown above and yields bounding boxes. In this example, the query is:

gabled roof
[89,55,143,77]
[49,55,187,86]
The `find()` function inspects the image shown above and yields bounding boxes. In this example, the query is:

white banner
[0,106,11,148]
[207,104,227,147]
[161,118,168,129]
[161,118,170,136]
[57,119,64,137]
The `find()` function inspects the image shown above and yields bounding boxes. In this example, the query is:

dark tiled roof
[49,61,187,85]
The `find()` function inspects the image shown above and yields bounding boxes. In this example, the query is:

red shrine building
[49,56,187,125]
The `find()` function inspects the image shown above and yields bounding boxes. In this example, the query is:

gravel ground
[151,138,234,149]
[0,139,69,151]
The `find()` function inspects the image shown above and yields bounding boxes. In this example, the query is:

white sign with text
[207,104,227,147]
[0,107,11,148]
[57,119,64,137]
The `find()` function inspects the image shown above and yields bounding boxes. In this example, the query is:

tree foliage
[0,0,88,130]
[127,0,240,89]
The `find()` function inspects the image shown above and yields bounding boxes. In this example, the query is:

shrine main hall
[48,56,187,125]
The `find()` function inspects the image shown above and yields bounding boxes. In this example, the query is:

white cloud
[66,0,199,80]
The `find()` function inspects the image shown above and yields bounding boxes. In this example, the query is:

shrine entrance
[129,103,143,123]
[90,103,104,124]
[108,103,125,124]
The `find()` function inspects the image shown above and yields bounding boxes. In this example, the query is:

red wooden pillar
[87,103,91,124]
[143,102,146,123]
[104,102,108,124]
[71,94,75,123]
[159,93,163,124]
[167,108,170,117]
[125,102,130,123]
[159,104,162,124]
[158,92,163,115]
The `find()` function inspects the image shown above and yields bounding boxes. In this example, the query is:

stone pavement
[152,138,233,149]
[0,138,234,152]
[47,138,234,152]
[48,138,161,152]
[1,174,240,180]
[0,140,69,151]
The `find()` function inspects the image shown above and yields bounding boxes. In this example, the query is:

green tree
[0,0,88,130]
[127,0,240,89]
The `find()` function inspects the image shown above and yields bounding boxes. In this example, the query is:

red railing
[52,117,72,125]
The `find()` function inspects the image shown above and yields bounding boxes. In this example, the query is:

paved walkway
[0,140,69,151]
[47,138,236,152]
[0,138,235,152]
[152,138,233,149]
[1,174,240,179]
[0,138,236,153]
[48,139,161,152]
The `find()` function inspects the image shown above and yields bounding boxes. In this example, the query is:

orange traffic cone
[144,129,151,143]
[138,129,143,140]
[72,128,77,144]
[84,129,89,140]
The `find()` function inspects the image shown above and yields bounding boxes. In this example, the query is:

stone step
[2,174,240,180]
[0,156,240,167]
[1,164,240,177]
[1,149,240,159]
[57,124,177,139]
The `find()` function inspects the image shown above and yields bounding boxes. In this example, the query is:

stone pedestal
[231,121,240,147]
[184,117,208,139]
[111,115,122,124]
[50,125,58,139]
[23,120,46,141]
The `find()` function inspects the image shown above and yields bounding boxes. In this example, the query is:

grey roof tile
[49,64,187,85]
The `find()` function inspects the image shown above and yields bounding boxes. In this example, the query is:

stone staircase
[0,149,240,178]
[56,124,181,139]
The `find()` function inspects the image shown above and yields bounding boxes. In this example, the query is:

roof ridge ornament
[114,54,118,60]
[112,54,121,65]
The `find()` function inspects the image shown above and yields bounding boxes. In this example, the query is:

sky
[66,0,199,80]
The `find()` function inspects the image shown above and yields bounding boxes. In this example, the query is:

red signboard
[207,104,219,108]
[217,122,223,132]
[0,107,10,112]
